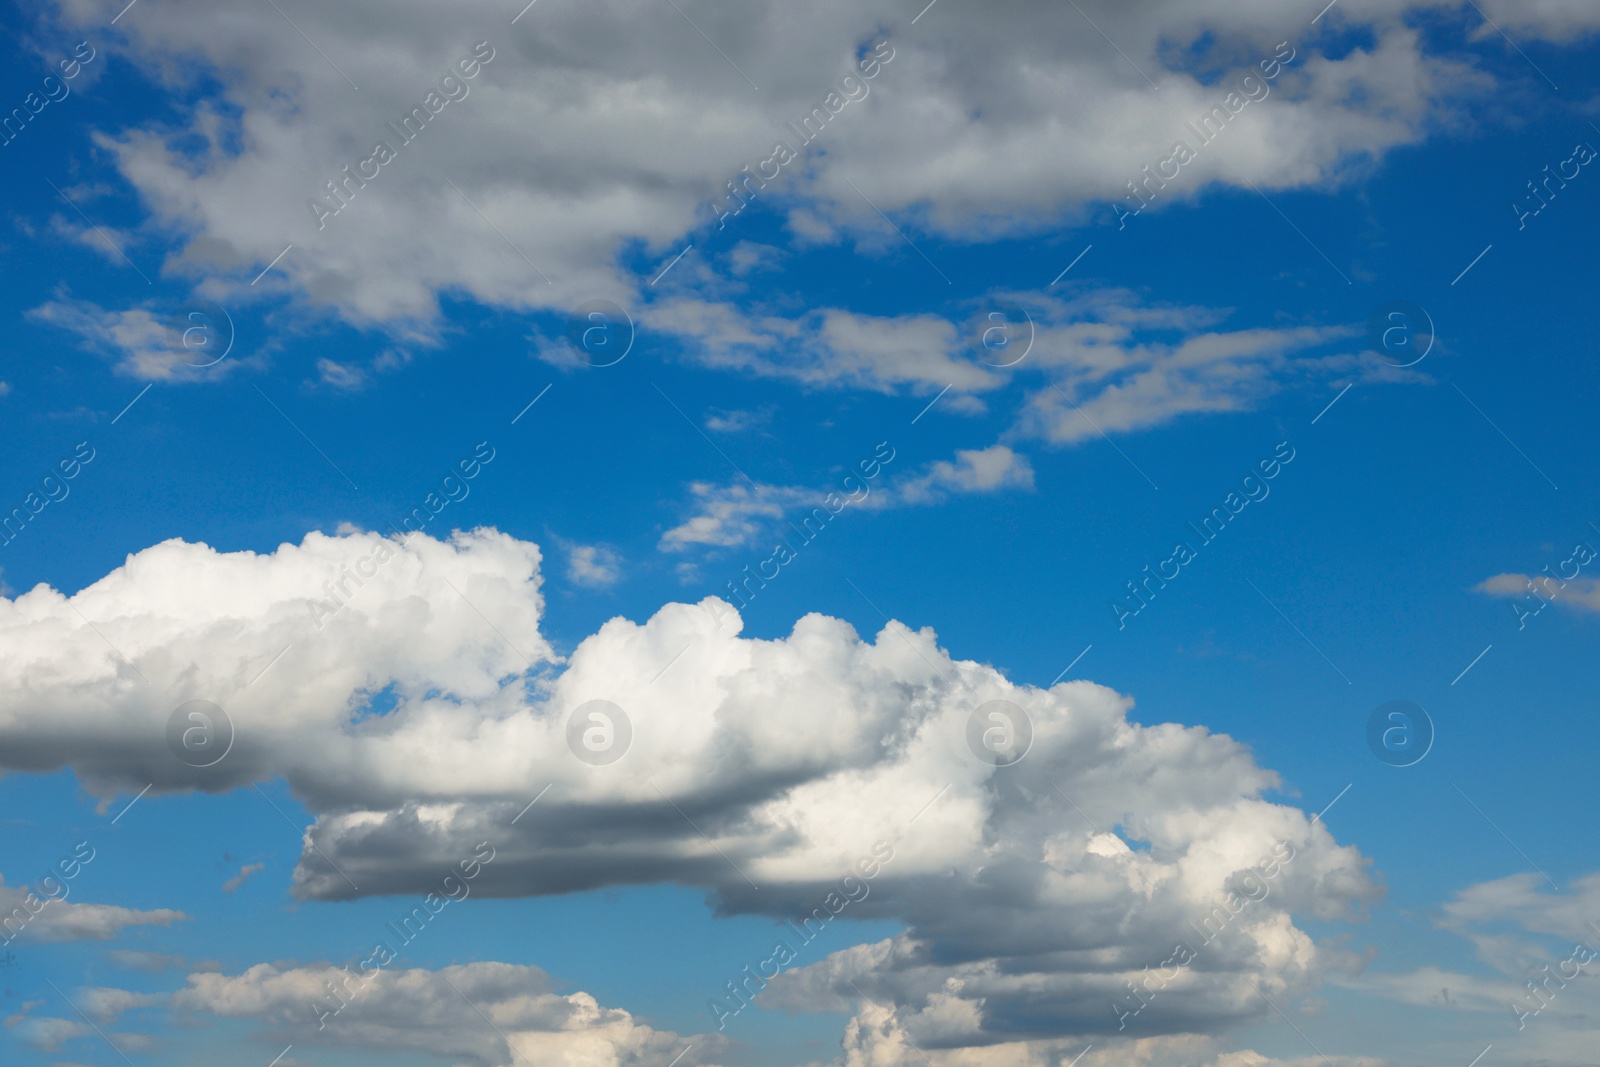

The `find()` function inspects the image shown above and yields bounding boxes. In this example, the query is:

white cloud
[785,1024,1388,1067]
[640,286,1394,446]
[1475,573,1600,616]
[27,297,239,382]
[880,445,1034,506]
[316,358,368,392]
[0,878,185,943]
[0,527,551,801]
[76,986,166,1023]
[660,443,1029,551]
[660,481,815,551]
[48,214,142,268]
[0,528,1380,1052]
[168,960,722,1067]
[34,0,1541,326]
[8,1014,88,1052]
[640,300,997,396]
[1009,290,1372,445]
[704,407,772,433]
[563,542,622,588]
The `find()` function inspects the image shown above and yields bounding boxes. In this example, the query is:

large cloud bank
[33,0,1600,325]
[0,528,1380,1054]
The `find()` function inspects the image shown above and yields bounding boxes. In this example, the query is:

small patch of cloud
[660,482,813,551]
[564,543,622,588]
[8,1015,87,1052]
[222,862,265,893]
[877,444,1034,506]
[315,358,367,392]
[78,987,166,1023]
[48,215,142,269]
[1012,289,1371,445]
[704,406,771,433]
[0,877,185,942]
[1475,572,1600,615]
[373,347,413,373]
[662,444,1032,551]
[27,297,239,383]
[642,299,998,396]
[726,241,783,277]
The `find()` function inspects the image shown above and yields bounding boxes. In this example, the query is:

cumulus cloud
[33,0,1547,327]
[0,527,550,803]
[0,528,1381,1054]
[167,960,720,1067]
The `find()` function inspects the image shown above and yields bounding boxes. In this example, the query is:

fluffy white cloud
[35,0,1562,326]
[0,528,1380,1054]
[0,878,184,944]
[166,960,718,1067]
[0,527,550,802]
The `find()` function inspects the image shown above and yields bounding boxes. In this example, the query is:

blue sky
[3,2,1600,1066]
